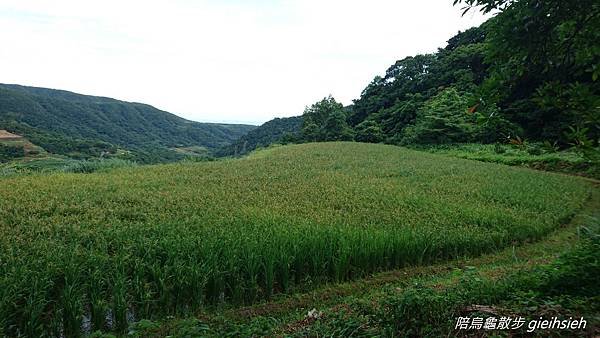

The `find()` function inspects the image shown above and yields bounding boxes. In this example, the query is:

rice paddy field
[0,142,594,336]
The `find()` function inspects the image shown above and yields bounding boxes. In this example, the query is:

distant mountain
[0,84,256,163]
[216,116,303,157]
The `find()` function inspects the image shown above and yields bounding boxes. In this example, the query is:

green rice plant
[415,142,599,178]
[0,142,593,335]
[262,245,276,299]
[111,266,129,333]
[23,278,51,338]
[60,263,84,337]
[89,270,109,332]
[275,242,293,293]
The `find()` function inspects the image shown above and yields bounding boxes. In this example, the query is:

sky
[0,0,490,125]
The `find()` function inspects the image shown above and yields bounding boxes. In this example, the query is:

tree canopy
[289,0,599,150]
[301,96,354,142]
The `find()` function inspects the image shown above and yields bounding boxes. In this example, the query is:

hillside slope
[217,116,302,156]
[0,84,256,162]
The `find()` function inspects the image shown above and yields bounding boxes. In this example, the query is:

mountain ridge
[0,83,256,162]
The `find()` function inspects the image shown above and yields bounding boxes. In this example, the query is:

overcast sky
[0,0,490,125]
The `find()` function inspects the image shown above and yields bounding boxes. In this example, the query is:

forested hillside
[217,116,303,156]
[0,84,255,163]
[343,0,599,147]
[235,0,599,165]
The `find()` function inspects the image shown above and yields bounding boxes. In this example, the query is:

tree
[301,96,351,142]
[301,117,320,142]
[355,120,384,143]
[322,111,354,141]
[302,96,344,128]
[455,0,600,145]
[453,0,513,14]
[400,88,476,144]
[374,94,424,139]
[349,55,437,127]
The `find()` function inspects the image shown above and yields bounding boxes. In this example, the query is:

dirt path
[0,130,22,140]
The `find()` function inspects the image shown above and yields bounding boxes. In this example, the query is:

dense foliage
[301,97,354,142]
[226,0,597,160]
[0,143,25,162]
[464,0,600,145]
[0,84,255,163]
[0,142,591,336]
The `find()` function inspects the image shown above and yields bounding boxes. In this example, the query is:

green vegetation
[0,84,255,163]
[0,142,25,162]
[301,97,354,142]
[217,116,302,157]
[0,142,593,336]
[227,0,599,170]
[345,0,599,147]
[280,191,600,337]
[97,185,600,337]
[60,159,138,174]
[0,157,140,178]
[0,157,80,177]
[414,143,600,179]
[171,146,212,159]
[0,1,597,336]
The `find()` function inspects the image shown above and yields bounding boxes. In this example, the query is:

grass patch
[0,142,593,335]
[415,143,599,180]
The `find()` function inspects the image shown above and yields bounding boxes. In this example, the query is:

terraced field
[0,142,593,336]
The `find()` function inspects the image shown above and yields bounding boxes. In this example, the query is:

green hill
[216,116,303,156]
[0,84,256,163]
[0,142,592,336]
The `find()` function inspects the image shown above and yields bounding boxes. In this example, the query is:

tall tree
[301,96,352,141]
[455,0,600,144]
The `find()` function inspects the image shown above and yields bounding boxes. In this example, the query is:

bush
[375,232,599,336]
[61,159,137,174]
[0,143,25,162]
[473,108,522,144]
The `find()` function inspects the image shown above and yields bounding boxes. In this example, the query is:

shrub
[61,159,137,174]
[0,143,25,162]
[473,108,522,143]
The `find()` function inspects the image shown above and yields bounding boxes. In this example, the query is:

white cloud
[0,0,490,124]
